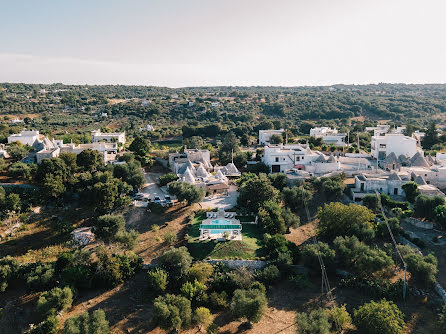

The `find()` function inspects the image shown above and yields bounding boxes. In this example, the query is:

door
[272,165,280,173]
[394,188,398,195]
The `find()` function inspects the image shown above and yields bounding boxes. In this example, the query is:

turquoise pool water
[210,230,226,234]
[212,219,231,225]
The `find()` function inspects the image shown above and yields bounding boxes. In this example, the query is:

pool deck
[199,210,242,241]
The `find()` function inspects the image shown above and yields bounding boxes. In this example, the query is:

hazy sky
[1,0,446,87]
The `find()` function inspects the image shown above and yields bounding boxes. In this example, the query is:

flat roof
[200,224,242,230]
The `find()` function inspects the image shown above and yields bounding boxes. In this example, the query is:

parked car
[164,195,172,207]
[154,196,161,204]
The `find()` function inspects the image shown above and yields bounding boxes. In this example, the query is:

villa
[309,127,347,147]
[91,129,126,145]
[199,209,242,240]
[258,129,285,145]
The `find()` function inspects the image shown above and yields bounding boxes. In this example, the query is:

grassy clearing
[187,212,264,260]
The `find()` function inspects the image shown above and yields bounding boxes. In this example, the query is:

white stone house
[258,129,285,145]
[351,172,409,201]
[371,133,418,161]
[309,127,347,147]
[8,130,40,147]
[262,144,321,173]
[91,130,126,145]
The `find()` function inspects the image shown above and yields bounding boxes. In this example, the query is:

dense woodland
[2,83,446,146]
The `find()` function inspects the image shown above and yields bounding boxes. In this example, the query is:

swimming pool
[210,230,226,234]
[212,219,231,225]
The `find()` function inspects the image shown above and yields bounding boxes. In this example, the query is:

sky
[1,0,446,87]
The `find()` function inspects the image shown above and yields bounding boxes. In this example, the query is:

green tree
[230,287,267,325]
[268,173,287,190]
[4,193,21,211]
[95,214,125,242]
[168,181,205,205]
[36,286,73,317]
[402,182,419,203]
[318,202,376,241]
[158,246,192,280]
[413,195,444,220]
[353,299,405,334]
[0,256,20,292]
[129,136,150,162]
[334,235,394,275]
[42,174,66,199]
[8,162,32,179]
[159,173,178,186]
[147,268,168,294]
[434,205,446,228]
[270,134,283,144]
[422,121,438,149]
[362,194,379,212]
[63,309,110,334]
[153,294,192,331]
[302,242,336,272]
[398,245,438,287]
[258,200,286,234]
[194,307,214,332]
[76,149,103,172]
[237,174,279,213]
[296,308,330,334]
[219,132,240,164]
[6,144,29,161]
[282,186,312,213]
[188,262,214,283]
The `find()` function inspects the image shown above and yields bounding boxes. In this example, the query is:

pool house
[199,209,242,241]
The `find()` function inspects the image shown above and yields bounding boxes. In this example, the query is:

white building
[309,127,346,146]
[8,130,40,147]
[351,172,409,201]
[169,149,212,173]
[371,133,418,161]
[258,129,285,145]
[211,102,220,107]
[262,144,320,173]
[55,142,118,163]
[140,124,154,132]
[10,118,24,124]
[91,130,126,145]
[188,101,195,107]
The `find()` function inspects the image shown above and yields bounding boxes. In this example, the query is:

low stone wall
[405,217,433,230]
[205,259,268,270]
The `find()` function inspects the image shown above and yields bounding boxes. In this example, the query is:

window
[275,157,279,162]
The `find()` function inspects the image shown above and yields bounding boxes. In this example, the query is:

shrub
[0,256,20,292]
[380,194,409,211]
[439,305,446,330]
[94,248,142,288]
[147,268,168,295]
[302,242,336,272]
[63,309,110,334]
[362,194,379,212]
[159,246,192,281]
[230,287,267,324]
[153,294,192,331]
[188,262,214,283]
[163,232,178,245]
[318,202,375,241]
[209,291,228,310]
[434,205,446,228]
[168,181,205,205]
[328,305,351,330]
[29,316,58,334]
[180,280,207,302]
[296,308,330,334]
[398,245,438,287]
[402,182,420,203]
[114,229,139,249]
[159,173,178,186]
[353,299,405,334]
[194,307,214,331]
[414,195,445,220]
[334,236,394,275]
[95,214,125,242]
[36,286,73,317]
[25,263,56,291]
[258,265,280,285]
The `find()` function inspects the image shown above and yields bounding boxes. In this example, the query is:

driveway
[200,185,239,210]
[140,172,167,200]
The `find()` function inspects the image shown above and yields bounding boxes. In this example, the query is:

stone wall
[405,217,433,229]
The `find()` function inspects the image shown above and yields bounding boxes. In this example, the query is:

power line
[375,190,407,300]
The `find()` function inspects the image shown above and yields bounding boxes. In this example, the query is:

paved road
[140,172,167,200]
[200,185,239,210]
